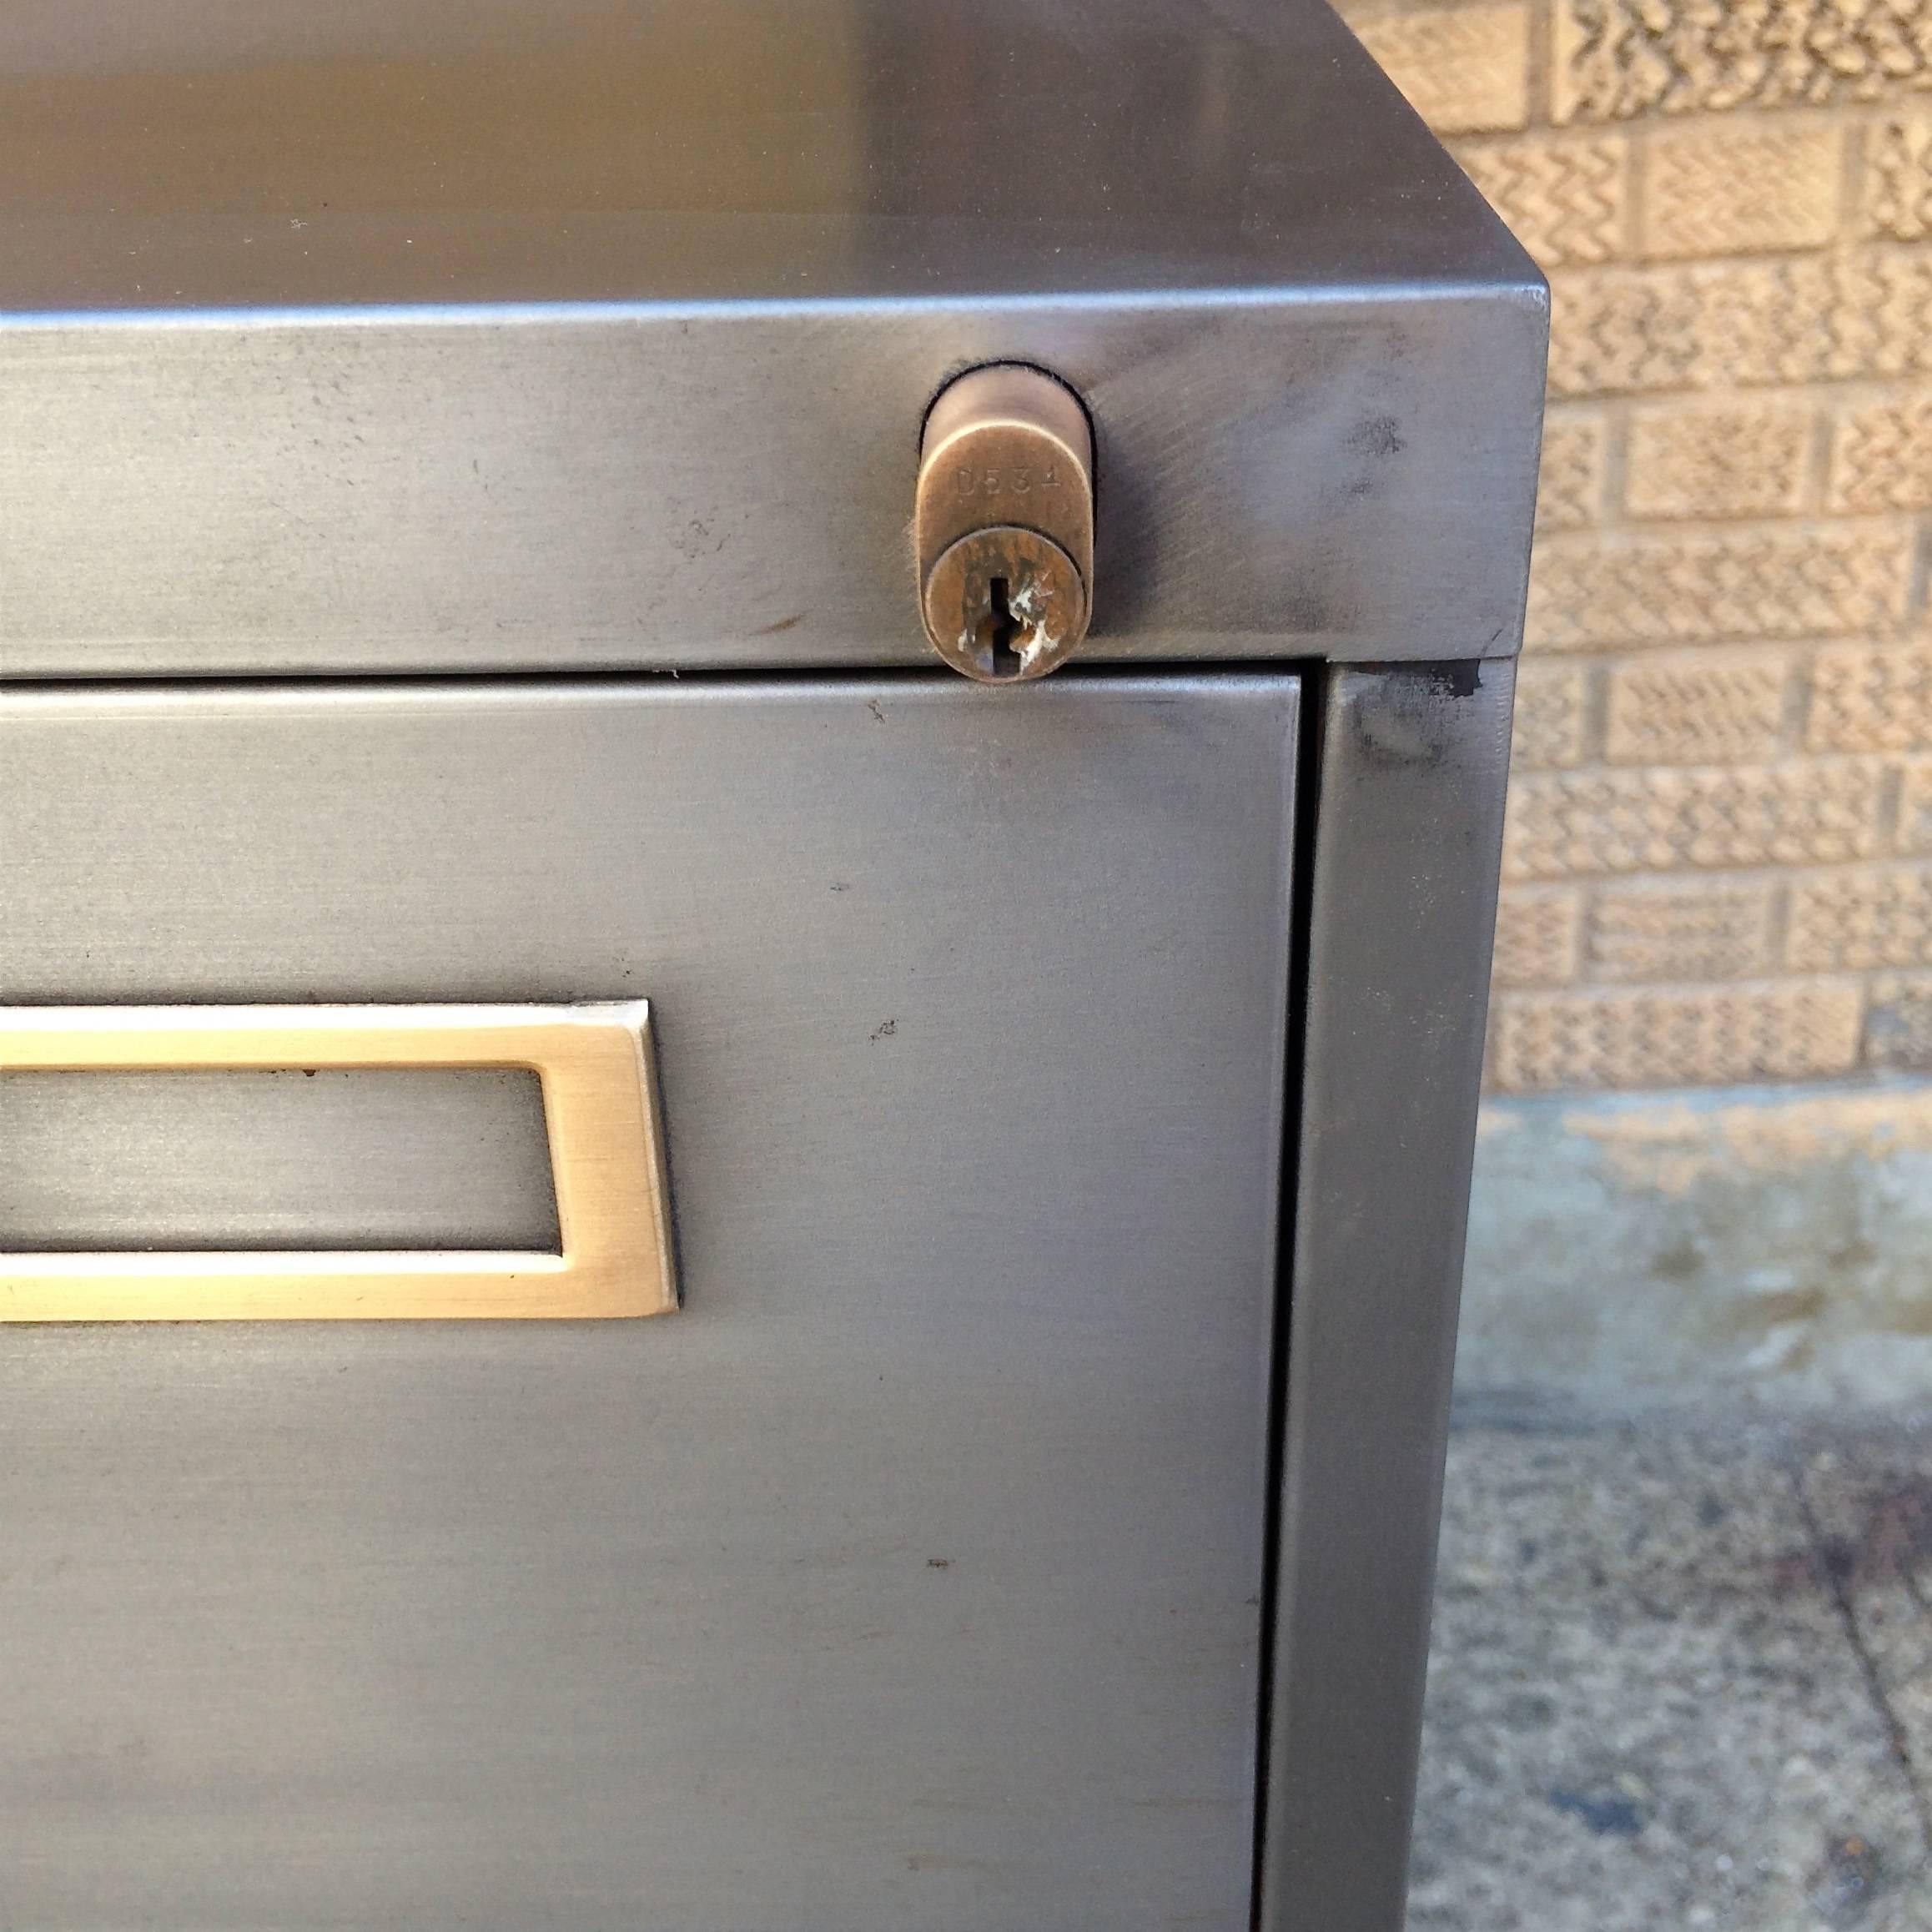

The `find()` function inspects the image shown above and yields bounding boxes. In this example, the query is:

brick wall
[1336,0,1932,1093]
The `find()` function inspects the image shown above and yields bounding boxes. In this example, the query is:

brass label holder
[0,1002,677,1321]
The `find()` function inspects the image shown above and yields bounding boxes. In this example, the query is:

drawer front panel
[0,673,1297,1930]
[0,1063,557,1250]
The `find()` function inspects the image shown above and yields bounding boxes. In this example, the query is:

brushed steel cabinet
[0,0,1544,1924]
[0,676,1296,1929]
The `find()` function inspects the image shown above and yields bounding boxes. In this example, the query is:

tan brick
[1809,644,1932,752]
[1868,971,1932,1069]
[1487,981,1864,1093]
[1536,413,1607,532]
[1623,402,1813,520]
[1552,0,1932,123]
[1789,863,1932,969]
[1354,5,1531,133]
[1526,526,1914,651]
[1548,249,1932,398]
[1642,123,1840,259]
[1550,262,1703,395]
[1457,133,1628,266]
[1502,761,1884,880]
[1512,661,1591,767]
[1492,887,1584,987]
[1828,390,1932,511]
[1603,652,1789,764]
[1900,758,1932,852]
[1863,110,1932,241]
[1587,878,1779,982]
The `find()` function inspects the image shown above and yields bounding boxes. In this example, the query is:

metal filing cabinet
[0,3,1546,1928]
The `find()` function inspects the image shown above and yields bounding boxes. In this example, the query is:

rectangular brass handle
[0,1002,676,1321]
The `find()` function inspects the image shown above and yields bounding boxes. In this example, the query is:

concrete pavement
[1411,1413,1932,1929]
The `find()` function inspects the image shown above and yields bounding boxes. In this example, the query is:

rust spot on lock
[916,365,1094,683]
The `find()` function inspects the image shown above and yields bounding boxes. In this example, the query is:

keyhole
[979,576,1024,680]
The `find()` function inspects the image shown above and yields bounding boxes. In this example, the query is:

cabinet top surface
[0,0,1533,315]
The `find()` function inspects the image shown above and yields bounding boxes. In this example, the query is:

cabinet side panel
[1260,659,1515,1932]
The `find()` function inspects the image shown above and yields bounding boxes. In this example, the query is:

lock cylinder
[915,365,1094,683]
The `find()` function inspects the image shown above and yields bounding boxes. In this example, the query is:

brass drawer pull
[0,1002,675,1322]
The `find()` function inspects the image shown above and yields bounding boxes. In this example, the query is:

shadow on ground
[1412,1410,1932,1930]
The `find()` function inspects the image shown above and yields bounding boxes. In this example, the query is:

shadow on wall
[1461,1079,1932,1411]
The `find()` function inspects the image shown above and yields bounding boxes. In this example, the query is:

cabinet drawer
[0,673,1297,1931]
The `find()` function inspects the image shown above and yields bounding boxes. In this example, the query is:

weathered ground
[1412,1412,1932,1929]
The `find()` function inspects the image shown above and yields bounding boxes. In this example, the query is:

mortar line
[1784,1456,1932,1861]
